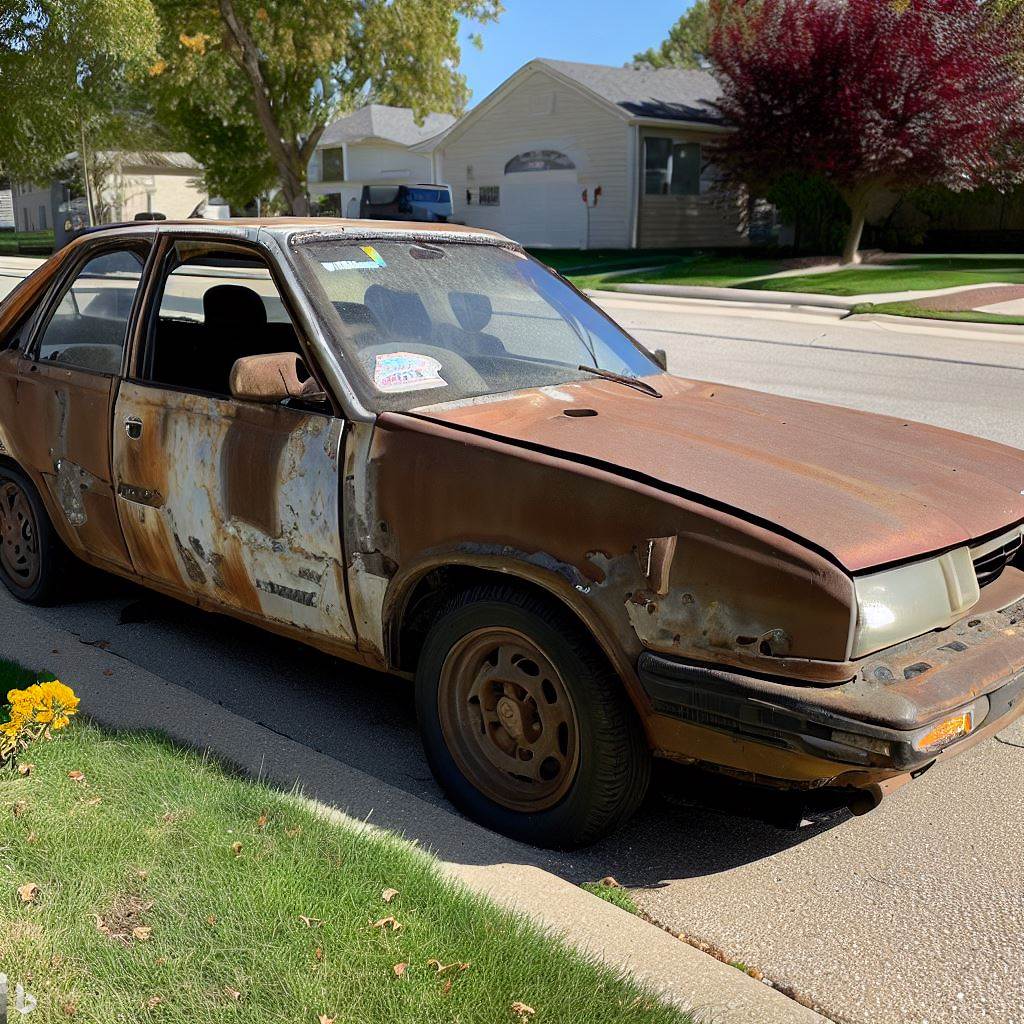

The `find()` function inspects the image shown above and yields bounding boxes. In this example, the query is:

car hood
[413,375,1024,572]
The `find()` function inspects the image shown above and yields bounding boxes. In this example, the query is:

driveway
[4,296,1024,1024]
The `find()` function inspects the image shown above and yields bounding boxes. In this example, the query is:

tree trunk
[840,185,873,265]
[219,0,313,216]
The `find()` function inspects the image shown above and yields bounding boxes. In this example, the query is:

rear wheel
[415,585,650,848]
[0,466,65,606]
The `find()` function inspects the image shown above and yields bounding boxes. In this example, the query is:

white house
[308,104,456,216]
[417,59,748,250]
[12,151,207,231]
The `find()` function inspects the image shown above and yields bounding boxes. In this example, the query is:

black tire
[415,584,651,848]
[0,464,66,606]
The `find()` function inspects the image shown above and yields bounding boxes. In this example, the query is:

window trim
[127,233,339,416]
[24,235,155,379]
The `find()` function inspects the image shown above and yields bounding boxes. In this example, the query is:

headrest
[363,285,432,341]
[449,291,493,333]
[203,284,268,327]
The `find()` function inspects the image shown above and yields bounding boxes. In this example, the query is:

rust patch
[173,533,207,586]
[221,405,291,538]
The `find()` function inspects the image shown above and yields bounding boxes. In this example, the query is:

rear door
[13,243,150,570]
[112,237,355,645]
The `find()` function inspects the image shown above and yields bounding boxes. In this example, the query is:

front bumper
[638,598,1024,782]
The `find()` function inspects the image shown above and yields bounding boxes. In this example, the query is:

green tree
[0,0,160,187]
[149,0,501,213]
[633,2,712,69]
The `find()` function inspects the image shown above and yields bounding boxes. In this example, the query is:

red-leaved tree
[710,0,1024,262]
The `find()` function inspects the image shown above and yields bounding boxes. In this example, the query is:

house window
[478,186,500,206]
[643,138,702,196]
[504,150,576,174]
[321,147,344,182]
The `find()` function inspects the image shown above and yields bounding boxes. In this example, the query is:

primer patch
[373,352,447,393]
[320,245,387,272]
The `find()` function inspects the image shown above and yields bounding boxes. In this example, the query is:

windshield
[292,237,661,411]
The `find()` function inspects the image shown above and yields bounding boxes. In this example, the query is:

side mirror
[229,352,328,404]
[652,348,668,371]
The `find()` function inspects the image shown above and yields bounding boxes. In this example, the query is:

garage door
[501,174,587,249]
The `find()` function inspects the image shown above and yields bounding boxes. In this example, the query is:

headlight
[851,547,980,659]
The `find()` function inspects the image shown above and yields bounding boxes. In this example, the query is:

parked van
[359,184,453,222]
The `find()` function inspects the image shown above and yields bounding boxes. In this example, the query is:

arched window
[504,150,576,174]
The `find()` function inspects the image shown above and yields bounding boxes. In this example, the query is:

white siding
[439,70,632,249]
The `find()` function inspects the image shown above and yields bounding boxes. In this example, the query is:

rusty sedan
[1,219,1023,847]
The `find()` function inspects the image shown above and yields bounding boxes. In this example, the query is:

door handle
[124,416,143,441]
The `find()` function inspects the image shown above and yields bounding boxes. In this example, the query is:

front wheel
[415,585,651,848]
[0,465,65,606]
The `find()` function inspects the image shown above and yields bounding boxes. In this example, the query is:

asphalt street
[4,296,1024,1024]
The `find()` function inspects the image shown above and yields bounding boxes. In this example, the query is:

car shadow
[45,571,852,889]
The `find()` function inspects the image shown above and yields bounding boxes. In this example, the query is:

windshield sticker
[320,245,387,272]
[373,352,447,393]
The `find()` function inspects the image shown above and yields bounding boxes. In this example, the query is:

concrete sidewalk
[1,598,826,1024]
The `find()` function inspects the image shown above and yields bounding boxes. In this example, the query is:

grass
[0,230,55,256]
[0,711,694,1023]
[580,882,641,917]
[528,248,695,277]
[573,254,788,291]
[743,255,1024,296]
[849,300,1024,327]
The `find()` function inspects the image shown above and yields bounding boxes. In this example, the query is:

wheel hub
[0,481,40,590]
[438,627,581,813]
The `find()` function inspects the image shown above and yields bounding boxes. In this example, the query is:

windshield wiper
[576,365,662,399]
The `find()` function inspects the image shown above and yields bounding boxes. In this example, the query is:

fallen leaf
[442,978,453,995]
[94,914,110,935]
[511,1002,536,1021]
[299,915,323,928]
[381,887,399,903]
[231,842,242,857]
[257,813,268,828]
[12,800,27,817]
[393,962,408,977]
[26,831,38,844]
[144,996,162,1010]
[206,914,217,926]
[285,826,302,838]
[18,763,33,777]
[318,1015,335,1024]
[61,1001,77,1016]
[314,946,323,962]
[224,986,241,1002]
[133,926,152,941]
[427,959,469,974]
[598,876,621,888]
[371,916,402,932]
[67,770,87,784]
[17,882,39,904]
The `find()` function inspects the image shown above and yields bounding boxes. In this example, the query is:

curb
[1,594,825,1024]
[609,283,856,310]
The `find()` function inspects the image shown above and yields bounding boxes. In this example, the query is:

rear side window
[33,247,147,375]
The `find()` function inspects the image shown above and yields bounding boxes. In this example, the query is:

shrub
[0,680,80,769]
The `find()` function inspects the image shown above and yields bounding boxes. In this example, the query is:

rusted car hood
[414,375,1024,572]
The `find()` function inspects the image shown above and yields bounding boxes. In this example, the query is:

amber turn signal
[914,711,974,753]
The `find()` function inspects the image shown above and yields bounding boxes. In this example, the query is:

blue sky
[458,2,690,107]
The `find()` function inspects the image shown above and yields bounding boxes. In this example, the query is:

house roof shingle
[537,59,724,125]
[319,104,457,148]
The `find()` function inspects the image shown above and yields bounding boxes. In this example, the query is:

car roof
[69,217,511,246]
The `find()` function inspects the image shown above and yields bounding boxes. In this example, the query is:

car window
[294,239,660,411]
[144,246,306,398]
[34,247,147,375]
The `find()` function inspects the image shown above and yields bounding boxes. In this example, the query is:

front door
[111,239,355,645]
[14,244,149,570]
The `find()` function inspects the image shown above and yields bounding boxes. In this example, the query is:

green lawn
[574,254,788,291]
[0,680,692,1023]
[0,230,55,256]
[528,248,696,277]
[743,256,1024,296]
[849,300,1024,327]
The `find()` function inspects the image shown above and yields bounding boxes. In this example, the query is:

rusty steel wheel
[416,585,651,848]
[0,467,65,606]
[0,480,40,592]
[437,627,581,813]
